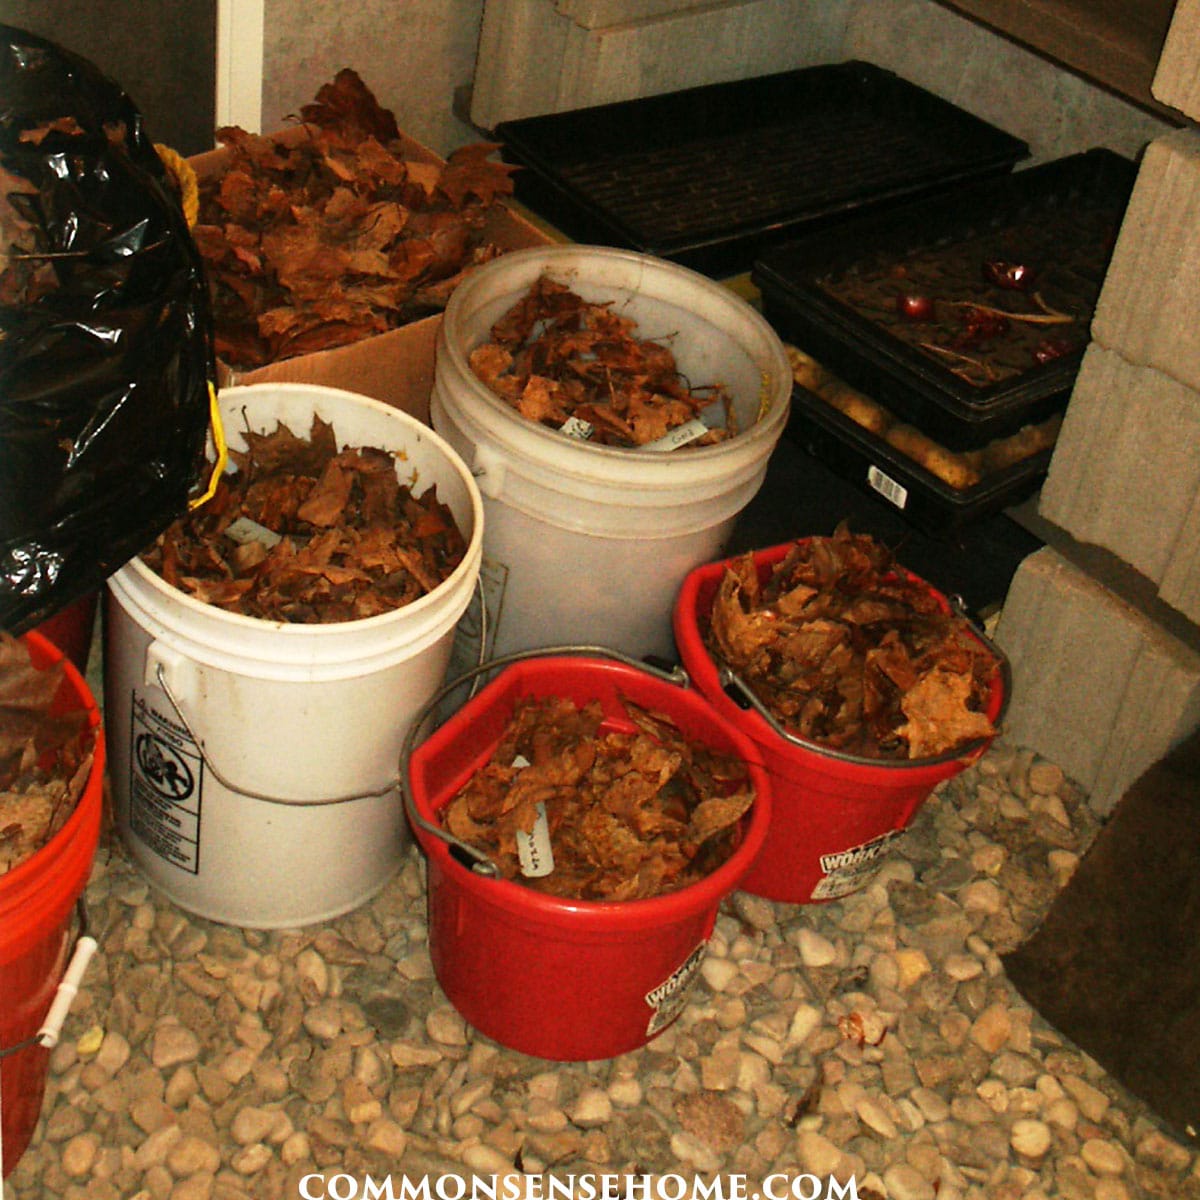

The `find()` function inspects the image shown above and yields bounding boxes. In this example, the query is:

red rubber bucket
[405,652,771,1061]
[674,542,1007,905]
[1,631,104,1178]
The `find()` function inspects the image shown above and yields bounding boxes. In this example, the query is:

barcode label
[867,465,908,510]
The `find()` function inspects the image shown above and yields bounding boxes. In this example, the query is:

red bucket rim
[408,653,772,925]
[673,539,1009,772]
[0,630,105,902]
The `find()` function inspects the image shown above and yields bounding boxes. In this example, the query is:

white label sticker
[127,692,204,874]
[559,416,595,441]
[639,418,711,453]
[809,829,907,901]
[516,801,555,878]
[645,942,707,1036]
[867,465,908,510]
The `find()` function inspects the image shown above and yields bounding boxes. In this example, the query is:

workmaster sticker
[645,943,706,1036]
[127,692,204,873]
[809,829,906,901]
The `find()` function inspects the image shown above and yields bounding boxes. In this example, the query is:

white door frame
[215,0,265,134]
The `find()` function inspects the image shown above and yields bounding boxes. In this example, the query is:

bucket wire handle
[715,596,1012,768]
[400,644,690,878]
[152,662,397,806]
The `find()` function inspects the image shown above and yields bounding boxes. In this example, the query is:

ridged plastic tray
[755,149,1136,450]
[493,61,1029,278]
[785,381,1055,536]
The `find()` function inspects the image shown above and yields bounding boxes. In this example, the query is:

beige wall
[261,0,485,154]
[254,0,1172,160]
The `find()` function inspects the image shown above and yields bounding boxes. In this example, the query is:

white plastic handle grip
[37,936,98,1049]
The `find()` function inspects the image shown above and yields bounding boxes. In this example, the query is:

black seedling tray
[754,148,1136,450]
[493,61,1028,279]
[786,384,1053,536]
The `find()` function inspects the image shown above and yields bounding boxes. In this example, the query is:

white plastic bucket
[103,383,484,929]
[430,244,791,665]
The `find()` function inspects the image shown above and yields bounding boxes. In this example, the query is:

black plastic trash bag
[0,24,216,636]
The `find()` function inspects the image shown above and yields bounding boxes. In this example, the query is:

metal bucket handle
[400,644,690,878]
[716,594,1012,768]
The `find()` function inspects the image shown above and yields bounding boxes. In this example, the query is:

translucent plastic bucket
[674,542,1008,904]
[430,245,791,666]
[1,631,103,1178]
[404,650,772,1061]
[104,384,483,929]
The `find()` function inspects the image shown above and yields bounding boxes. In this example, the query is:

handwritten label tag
[509,755,555,878]
[224,516,282,549]
[516,803,555,878]
[638,418,711,453]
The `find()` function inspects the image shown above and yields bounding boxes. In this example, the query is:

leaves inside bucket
[141,414,467,622]
[0,634,93,876]
[706,526,1001,760]
[440,694,755,901]
[469,274,736,448]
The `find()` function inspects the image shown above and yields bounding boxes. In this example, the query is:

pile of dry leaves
[440,694,756,901]
[142,414,467,623]
[192,69,518,369]
[469,274,735,448]
[706,528,1001,760]
[0,634,94,876]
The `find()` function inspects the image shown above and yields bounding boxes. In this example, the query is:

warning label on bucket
[645,942,706,1037]
[127,692,203,874]
[809,829,906,901]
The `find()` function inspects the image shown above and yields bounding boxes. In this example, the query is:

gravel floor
[5,736,1200,1200]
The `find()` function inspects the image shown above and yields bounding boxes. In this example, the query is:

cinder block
[1160,490,1200,625]
[1092,129,1200,392]
[1153,0,1200,122]
[995,547,1200,815]
[1039,343,1200,594]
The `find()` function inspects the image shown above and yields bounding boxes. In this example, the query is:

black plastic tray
[493,61,1029,279]
[786,383,1053,536]
[754,149,1136,450]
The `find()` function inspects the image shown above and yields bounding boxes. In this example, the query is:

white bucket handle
[400,645,691,877]
[151,660,397,806]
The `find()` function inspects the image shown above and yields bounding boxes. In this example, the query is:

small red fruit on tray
[895,291,937,322]
[982,258,1039,292]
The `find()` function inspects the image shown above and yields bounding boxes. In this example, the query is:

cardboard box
[187,126,560,424]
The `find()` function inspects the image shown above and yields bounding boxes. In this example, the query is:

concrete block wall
[997,46,1200,814]
[1153,0,1200,118]
[1038,343,1200,622]
[1090,129,1200,393]
[996,549,1200,815]
[1039,126,1200,629]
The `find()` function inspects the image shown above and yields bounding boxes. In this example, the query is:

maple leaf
[438,143,518,209]
[299,68,400,144]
